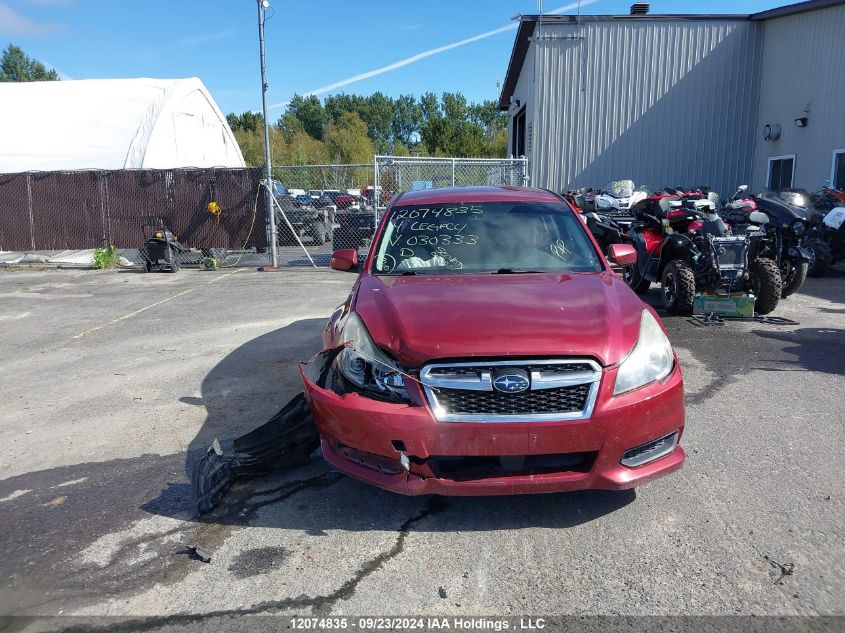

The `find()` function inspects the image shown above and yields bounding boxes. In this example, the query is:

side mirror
[737,185,749,193]
[608,243,637,267]
[330,249,359,272]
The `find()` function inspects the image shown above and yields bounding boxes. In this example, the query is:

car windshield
[372,201,602,275]
[605,180,635,198]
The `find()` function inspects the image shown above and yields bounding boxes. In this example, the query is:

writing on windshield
[373,201,601,274]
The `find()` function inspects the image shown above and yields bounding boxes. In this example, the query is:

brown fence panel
[0,173,34,251]
[0,167,265,252]
[29,171,106,251]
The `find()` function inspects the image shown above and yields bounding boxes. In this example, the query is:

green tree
[361,92,395,153]
[324,112,374,164]
[392,94,420,148]
[287,94,327,140]
[226,111,263,134]
[233,126,287,166]
[0,44,60,82]
[282,130,328,165]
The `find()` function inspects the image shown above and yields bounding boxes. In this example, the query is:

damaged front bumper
[300,350,685,496]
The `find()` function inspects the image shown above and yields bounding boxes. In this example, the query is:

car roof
[394,186,563,206]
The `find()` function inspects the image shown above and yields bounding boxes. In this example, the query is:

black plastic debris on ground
[764,554,795,584]
[191,346,342,515]
[186,546,212,564]
[688,313,800,327]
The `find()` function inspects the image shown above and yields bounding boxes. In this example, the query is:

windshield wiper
[491,268,542,274]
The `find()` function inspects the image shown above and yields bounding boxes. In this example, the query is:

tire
[625,265,651,294]
[806,238,831,278]
[143,261,151,273]
[660,260,696,315]
[780,258,807,298]
[748,257,781,315]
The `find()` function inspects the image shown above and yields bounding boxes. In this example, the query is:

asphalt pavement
[0,264,842,625]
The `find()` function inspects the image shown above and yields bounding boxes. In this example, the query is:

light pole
[257,0,278,268]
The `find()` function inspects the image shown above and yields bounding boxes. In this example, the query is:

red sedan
[301,186,685,496]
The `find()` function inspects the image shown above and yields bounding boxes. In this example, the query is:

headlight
[338,312,409,400]
[613,310,674,396]
[790,219,807,237]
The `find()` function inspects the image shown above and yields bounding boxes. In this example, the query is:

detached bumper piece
[192,347,343,514]
[192,393,319,514]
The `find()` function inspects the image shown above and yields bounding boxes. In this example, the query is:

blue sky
[2,0,776,117]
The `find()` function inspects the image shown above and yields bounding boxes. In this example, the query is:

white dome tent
[0,77,245,172]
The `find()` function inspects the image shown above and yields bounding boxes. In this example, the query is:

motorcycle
[721,187,812,298]
[594,180,649,215]
[798,183,845,277]
[626,195,781,315]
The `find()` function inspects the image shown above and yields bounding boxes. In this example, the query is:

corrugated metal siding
[508,51,535,157]
[751,4,845,191]
[526,19,762,196]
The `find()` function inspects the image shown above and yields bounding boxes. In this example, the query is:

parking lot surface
[0,265,843,622]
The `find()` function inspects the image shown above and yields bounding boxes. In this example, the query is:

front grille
[434,384,591,416]
[420,359,602,422]
[713,238,747,270]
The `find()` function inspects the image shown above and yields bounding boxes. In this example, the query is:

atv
[594,180,649,216]
[627,195,781,315]
[718,187,814,298]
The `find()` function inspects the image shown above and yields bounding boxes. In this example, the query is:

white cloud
[179,29,238,47]
[270,0,600,109]
[0,3,58,36]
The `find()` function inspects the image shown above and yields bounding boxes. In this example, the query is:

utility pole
[257,0,278,268]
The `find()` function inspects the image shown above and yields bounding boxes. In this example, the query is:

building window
[768,155,795,190]
[512,107,526,157]
[833,150,845,191]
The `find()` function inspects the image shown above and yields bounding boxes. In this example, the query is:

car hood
[351,272,646,368]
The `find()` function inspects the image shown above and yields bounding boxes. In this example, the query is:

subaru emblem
[492,371,530,393]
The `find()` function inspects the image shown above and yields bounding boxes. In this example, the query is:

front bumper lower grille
[419,359,602,422]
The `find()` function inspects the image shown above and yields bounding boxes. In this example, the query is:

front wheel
[780,258,808,298]
[624,264,651,294]
[748,257,781,315]
[806,238,831,278]
[661,260,696,315]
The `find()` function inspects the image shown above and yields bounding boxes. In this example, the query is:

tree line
[227,92,508,167]
[1,44,60,82]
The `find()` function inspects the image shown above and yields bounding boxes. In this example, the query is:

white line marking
[71,269,242,341]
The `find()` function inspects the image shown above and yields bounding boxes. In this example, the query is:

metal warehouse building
[499,0,845,197]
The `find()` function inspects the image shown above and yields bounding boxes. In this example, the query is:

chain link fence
[269,157,529,266]
[0,158,530,269]
[268,164,374,266]
[374,156,530,218]
[0,168,266,269]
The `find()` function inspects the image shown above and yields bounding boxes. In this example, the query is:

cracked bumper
[300,358,685,496]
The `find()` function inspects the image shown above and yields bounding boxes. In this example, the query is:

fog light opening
[621,431,679,468]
